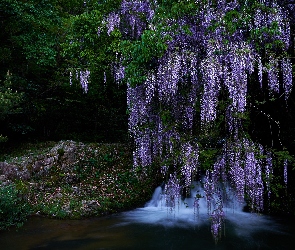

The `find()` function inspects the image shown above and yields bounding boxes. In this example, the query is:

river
[0,186,294,250]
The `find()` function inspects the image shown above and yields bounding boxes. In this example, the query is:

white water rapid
[121,184,282,239]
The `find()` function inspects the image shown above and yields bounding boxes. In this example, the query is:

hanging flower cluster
[284,159,288,186]
[281,58,293,101]
[99,0,293,240]
[265,152,273,200]
[69,69,90,93]
[106,12,121,36]
[120,0,154,39]
[164,173,181,213]
[181,142,199,188]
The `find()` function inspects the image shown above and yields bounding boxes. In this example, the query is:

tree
[0,71,23,142]
[61,0,128,142]
[97,0,295,239]
[0,0,127,142]
[0,0,64,140]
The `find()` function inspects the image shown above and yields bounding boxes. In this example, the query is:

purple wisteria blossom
[165,173,181,213]
[79,69,90,93]
[69,69,90,93]
[181,142,198,188]
[69,71,73,86]
[200,58,221,123]
[265,152,273,200]
[210,203,224,241]
[106,12,120,35]
[257,55,263,89]
[229,146,245,202]
[281,58,293,101]
[97,0,293,241]
[284,159,288,186]
[243,140,264,211]
[267,57,280,95]
[120,0,154,38]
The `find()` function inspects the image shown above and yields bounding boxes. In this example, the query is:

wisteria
[164,173,181,213]
[210,203,224,241]
[250,0,291,49]
[267,56,280,95]
[181,142,198,188]
[244,140,264,211]
[265,152,273,201]
[69,69,90,93]
[200,58,221,123]
[228,145,245,202]
[105,12,120,36]
[98,0,294,241]
[257,55,263,89]
[120,0,154,39]
[281,58,293,101]
[284,159,288,186]
[79,69,90,93]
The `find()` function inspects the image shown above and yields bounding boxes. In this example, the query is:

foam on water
[121,184,282,237]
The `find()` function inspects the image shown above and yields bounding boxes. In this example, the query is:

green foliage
[156,0,198,18]
[261,149,295,215]
[273,150,294,164]
[0,71,24,142]
[120,29,169,87]
[0,0,62,68]
[57,148,65,157]
[0,0,128,143]
[198,148,219,171]
[58,2,128,142]
[0,135,8,143]
[0,0,63,141]
[37,202,68,219]
[0,184,31,231]
[0,71,23,120]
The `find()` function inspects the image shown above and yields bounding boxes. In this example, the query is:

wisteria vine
[97,0,294,240]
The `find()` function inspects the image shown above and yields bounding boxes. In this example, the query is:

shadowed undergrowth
[0,140,160,230]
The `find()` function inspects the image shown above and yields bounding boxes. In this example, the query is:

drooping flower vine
[98,0,294,240]
[69,69,90,93]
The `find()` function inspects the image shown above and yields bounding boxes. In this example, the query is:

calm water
[0,187,294,250]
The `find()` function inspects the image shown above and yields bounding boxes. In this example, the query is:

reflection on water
[0,213,294,250]
[0,187,294,250]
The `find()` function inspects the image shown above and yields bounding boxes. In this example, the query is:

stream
[0,186,294,250]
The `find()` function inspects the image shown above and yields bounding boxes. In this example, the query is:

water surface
[0,187,294,250]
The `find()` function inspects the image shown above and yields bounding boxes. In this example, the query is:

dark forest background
[0,0,294,154]
[0,0,128,147]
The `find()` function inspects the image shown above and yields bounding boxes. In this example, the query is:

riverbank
[0,140,160,230]
[1,192,295,249]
